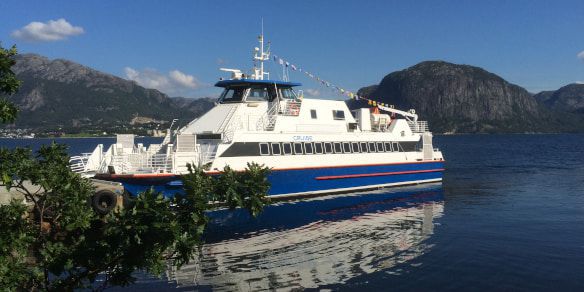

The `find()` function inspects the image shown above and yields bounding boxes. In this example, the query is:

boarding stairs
[216,104,238,134]
[255,101,279,131]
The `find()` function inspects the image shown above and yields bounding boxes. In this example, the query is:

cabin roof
[215,79,302,88]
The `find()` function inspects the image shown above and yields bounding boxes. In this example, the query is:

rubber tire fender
[122,190,136,209]
[91,190,118,215]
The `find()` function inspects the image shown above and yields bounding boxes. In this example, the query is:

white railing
[408,121,429,133]
[256,101,279,131]
[217,105,238,133]
[69,144,103,175]
[222,115,242,143]
[110,153,172,174]
[69,153,91,173]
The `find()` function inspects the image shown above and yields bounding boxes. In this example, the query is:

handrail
[407,120,429,133]
[256,100,279,131]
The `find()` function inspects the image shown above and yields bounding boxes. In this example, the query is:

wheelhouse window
[279,87,298,100]
[219,86,246,103]
[246,86,270,102]
[294,142,304,155]
[314,142,323,154]
[332,110,345,120]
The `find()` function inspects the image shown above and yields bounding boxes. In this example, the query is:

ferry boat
[70,34,445,199]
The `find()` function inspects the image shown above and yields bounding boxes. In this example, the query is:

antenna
[252,19,270,80]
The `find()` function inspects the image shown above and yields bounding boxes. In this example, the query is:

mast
[253,21,270,80]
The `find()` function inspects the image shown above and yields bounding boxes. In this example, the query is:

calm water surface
[2,134,583,291]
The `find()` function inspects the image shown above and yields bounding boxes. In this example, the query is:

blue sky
[1,0,584,98]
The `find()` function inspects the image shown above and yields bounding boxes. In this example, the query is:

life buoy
[91,190,118,215]
[289,103,300,115]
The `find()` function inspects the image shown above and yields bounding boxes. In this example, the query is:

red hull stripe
[96,173,177,179]
[314,168,445,180]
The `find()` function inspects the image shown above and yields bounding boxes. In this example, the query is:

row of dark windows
[259,141,403,156]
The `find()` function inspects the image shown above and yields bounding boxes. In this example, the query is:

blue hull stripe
[108,161,444,197]
[267,161,444,195]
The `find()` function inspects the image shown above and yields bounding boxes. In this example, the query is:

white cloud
[169,70,199,88]
[578,51,584,60]
[576,81,584,84]
[124,67,201,96]
[11,18,84,42]
[305,88,320,97]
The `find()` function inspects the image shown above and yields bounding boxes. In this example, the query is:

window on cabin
[324,142,333,153]
[310,109,317,119]
[246,86,270,102]
[368,142,377,152]
[333,142,343,153]
[332,110,345,120]
[384,142,392,152]
[376,142,384,153]
[352,142,360,153]
[219,87,246,103]
[304,142,314,154]
[283,143,293,155]
[294,142,304,155]
[280,87,297,100]
[342,142,351,153]
[393,142,400,152]
[314,142,323,154]
[271,143,282,155]
[259,143,270,155]
[360,142,368,152]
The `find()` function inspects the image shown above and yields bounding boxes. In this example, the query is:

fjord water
[2,135,583,291]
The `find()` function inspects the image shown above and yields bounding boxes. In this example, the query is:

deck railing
[408,121,429,133]
[110,153,171,174]
[69,154,91,173]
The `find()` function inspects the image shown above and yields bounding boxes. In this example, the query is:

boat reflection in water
[169,184,444,291]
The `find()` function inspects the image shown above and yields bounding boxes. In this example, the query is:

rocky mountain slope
[4,54,214,132]
[352,61,574,133]
[534,83,584,114]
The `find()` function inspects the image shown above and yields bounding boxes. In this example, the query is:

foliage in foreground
[0,43,20,123]
[0,144,271,291]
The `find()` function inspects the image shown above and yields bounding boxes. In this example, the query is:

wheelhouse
[215,79,303,104]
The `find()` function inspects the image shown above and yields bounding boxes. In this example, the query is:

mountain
[352,61,572,133]
[534,84,584,114]
[4,54,214,133]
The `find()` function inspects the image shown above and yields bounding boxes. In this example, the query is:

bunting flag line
[271,54,392,110]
